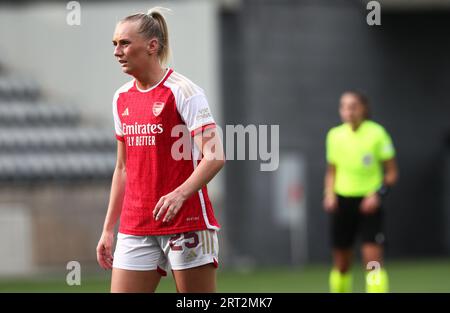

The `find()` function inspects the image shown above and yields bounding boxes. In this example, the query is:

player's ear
[147,38,159,55]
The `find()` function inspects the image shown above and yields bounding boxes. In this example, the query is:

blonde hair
[121,7,171,66]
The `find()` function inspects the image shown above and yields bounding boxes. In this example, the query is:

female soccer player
[323,91,398,293]
[96,8,225,293]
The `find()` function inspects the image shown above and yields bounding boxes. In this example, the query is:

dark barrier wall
[221,0,450,264]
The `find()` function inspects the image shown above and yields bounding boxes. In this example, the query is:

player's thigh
[111,233,168,292]
[172,263,217,293]
[360,206,385,246]
[330,196,359,249]
[360,207,385,266]
[162,229,219,293]
[111,268,161,293]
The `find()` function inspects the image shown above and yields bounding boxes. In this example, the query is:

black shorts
[330,195,385,249]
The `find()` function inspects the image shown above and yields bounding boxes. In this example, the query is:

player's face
[112,21,150,75]
[339,93,365,125]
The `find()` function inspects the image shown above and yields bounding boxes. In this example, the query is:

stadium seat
[0,74,116,182]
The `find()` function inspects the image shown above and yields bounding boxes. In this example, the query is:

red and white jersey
[112,68,220,236]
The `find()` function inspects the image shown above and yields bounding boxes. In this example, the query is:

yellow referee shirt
[326,120,395,197]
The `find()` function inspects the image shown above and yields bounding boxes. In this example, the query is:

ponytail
[147,7,170,66]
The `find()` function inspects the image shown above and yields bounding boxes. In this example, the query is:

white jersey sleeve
[179,93,216,135]
[112,90,124,140]
[164,71,216,136]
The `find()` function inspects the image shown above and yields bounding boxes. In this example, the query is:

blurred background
[0,0,450,292]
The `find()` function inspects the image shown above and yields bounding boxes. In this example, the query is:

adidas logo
[121,107,129,116]
[186,250,197,261]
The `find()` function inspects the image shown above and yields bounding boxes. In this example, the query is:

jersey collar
[134,68,173,93]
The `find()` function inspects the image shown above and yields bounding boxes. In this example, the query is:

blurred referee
[323,91,398,293]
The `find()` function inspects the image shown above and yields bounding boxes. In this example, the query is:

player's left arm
[382,157,399,187]
[153,127,225,223]
[361,128,398,214]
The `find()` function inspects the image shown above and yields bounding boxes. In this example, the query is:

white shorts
[112,229,219,275]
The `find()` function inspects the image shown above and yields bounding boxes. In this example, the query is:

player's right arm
[323,163,338,212]
[96,140,126,269]
[323,129,338,212]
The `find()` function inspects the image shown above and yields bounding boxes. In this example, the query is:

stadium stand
[0,71,116,183]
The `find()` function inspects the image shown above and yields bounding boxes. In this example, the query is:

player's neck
[349,120,364,131]
[135,65,166,90]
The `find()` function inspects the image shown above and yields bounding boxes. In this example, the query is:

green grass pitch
[0,259,449,292]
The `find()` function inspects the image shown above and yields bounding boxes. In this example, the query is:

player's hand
[153,188,187,223]
[96,230,114,270]
[323,193,338,213]
[360,193,380,214]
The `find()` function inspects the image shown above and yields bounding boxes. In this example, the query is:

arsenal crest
[153,101,165,117]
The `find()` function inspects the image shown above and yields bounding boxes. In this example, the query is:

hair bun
[147,7,172,17]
